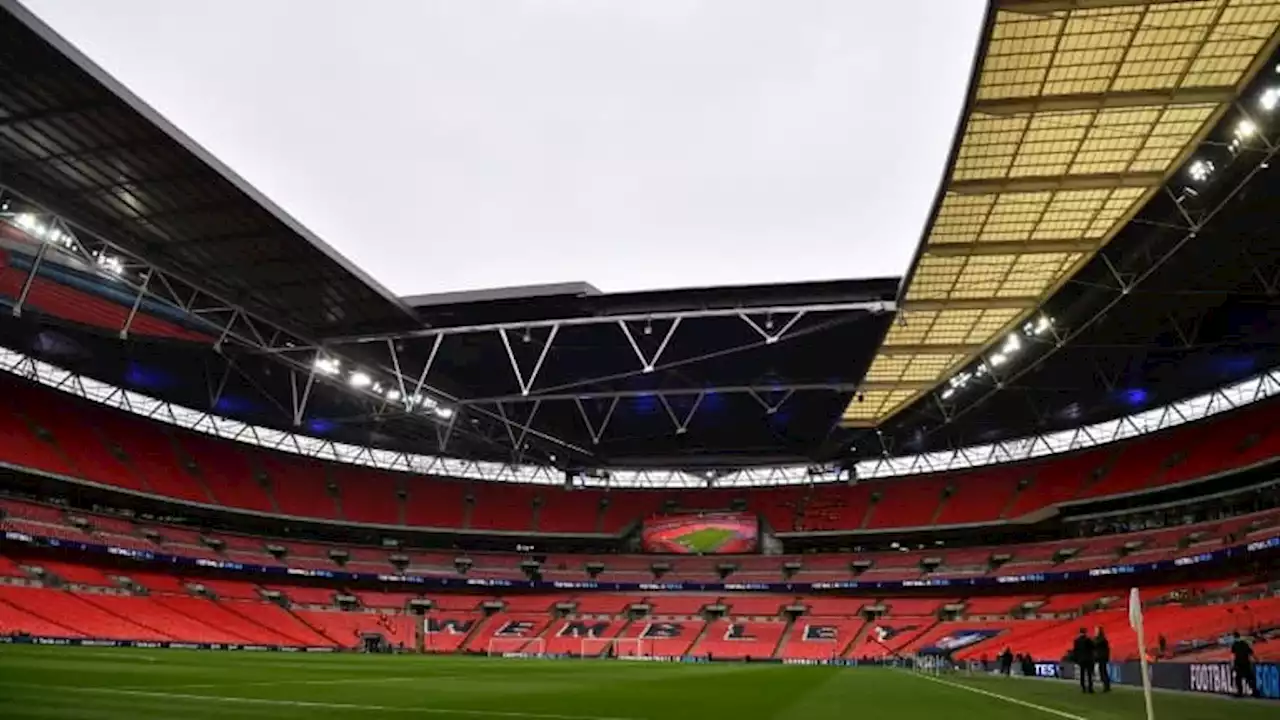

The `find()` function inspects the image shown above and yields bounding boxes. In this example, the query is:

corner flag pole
[1129,588,1156,720]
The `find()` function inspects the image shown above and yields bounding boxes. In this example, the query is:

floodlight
[1261,88,1280,111]
[1236,119,1257,139]
[989,352,1007,367]
[1001,333,1021,354]
[940,387,955,400]
[348,371,373,389]
[96,253,124,276]
[435,406,454,419]
[15,212,37,230]
[313,356,342,376]
[1188,159,1214,182]
[386,389,403,402]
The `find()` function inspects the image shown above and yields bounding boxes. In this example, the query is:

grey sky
[24,0,986,297]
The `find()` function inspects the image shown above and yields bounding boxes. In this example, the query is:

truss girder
[321,300,894,347]
[948,171,1165,196]
[972,86,1239,115]
[0,186,588,460]
[933,114,1280,431]
[459,382,911,407]
[1,344,1276,488]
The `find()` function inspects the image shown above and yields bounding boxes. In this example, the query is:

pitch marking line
[4,684,639,720]
[911,672,1089,720]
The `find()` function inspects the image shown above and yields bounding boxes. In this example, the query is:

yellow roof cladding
[845,0,1280,426]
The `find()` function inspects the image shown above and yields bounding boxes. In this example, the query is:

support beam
[922,239,1100,258]
[909,108,1280,437]
[874,343,985,356]
[575,396,620,445]
[0,185,593,459]
[119,270,152,340]
[973,86,1235,115]
[899,297,1037,312]
[11,241,49,318]
[461,381,928,406]
[739,311,806,345]
[948,172,1163,196]
[998,0,1180,13]
[747,388,795,415]
[659,392,704,435]
[291,369,317,427]
[618,318,680,373]
[323,300,894,346]
[499,325,559,396]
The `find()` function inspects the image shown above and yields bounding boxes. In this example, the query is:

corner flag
[1129,588,1155,720]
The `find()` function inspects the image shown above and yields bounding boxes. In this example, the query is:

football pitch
[0,645,1270,720]
[674,527,735,553]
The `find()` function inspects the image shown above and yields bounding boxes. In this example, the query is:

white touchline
[5,685,641,720]
[911,673,1090,720]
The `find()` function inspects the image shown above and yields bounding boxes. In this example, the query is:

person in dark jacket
[1020,653,1035,677]
[999,647,1014,675]
[1231,632,1260,698]
[1072,628,1095,693]
[1094,627,1111,692]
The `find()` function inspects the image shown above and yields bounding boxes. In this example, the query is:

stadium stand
[2,374,1279,535]
[294,609,416,649]
[693,618,787,659]
[0,249,208,343]
[544,616,627,655]
[778,617,865,659]
[617,617,706,657]
[262,454,339,520]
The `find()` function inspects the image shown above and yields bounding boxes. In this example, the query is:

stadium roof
[2,0,1280,479]
[0,0,419,339]
[847,0,1280,425]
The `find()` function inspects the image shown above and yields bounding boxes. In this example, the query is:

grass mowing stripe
[1,685,640,720]
[120,676,425,690]
[909,673,1088,720]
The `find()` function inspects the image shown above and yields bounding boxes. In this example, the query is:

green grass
[674,527,735,553]
[0,645,1269,720]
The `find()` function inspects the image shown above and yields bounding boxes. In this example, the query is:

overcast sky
[24,0,986,297]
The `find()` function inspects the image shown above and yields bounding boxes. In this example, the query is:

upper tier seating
[2,373,1278,534]
[3,495,1278,590]
[0,247,208,342]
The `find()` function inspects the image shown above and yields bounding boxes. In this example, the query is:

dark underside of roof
[0,3,416,339]
[3,0,1279,472]
[0,276,899,465]
[875,59,1280,458]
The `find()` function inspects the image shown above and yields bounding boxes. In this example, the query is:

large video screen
[642,512,759,554]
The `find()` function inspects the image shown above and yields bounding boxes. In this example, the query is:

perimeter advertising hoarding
[1058,661,1279,700]
[641,512,759,554]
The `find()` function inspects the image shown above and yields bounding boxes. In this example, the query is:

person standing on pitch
[1231,631,1260,698]
[1094,626,1111,692]
[1072,628,1095,693]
